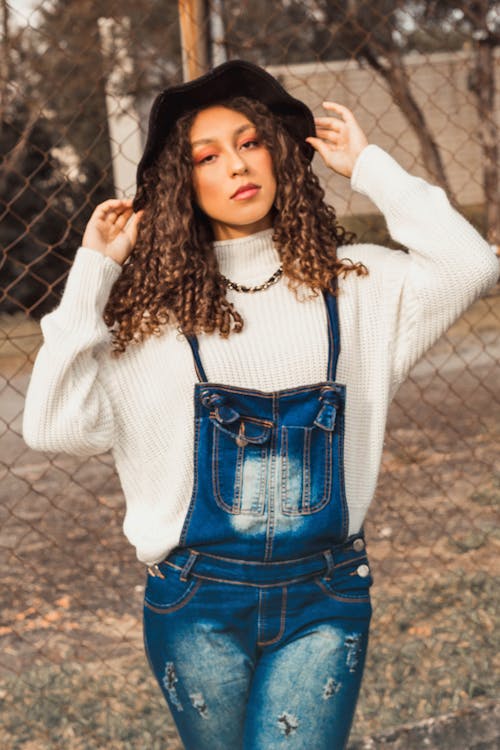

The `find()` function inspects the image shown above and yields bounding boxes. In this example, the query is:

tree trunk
[317,0,459,207]
[361,45,459,209]
[466,11,499,245]
[0,0,11,128]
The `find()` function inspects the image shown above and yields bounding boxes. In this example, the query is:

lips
[231,183,260,199]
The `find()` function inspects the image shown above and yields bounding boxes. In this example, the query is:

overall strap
[323,279,341,381]
[185,334,208,383]
[185,284,340,384]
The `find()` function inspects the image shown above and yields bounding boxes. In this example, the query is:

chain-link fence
[1,1,499,748]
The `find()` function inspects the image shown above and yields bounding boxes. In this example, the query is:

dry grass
[0,290,499,748]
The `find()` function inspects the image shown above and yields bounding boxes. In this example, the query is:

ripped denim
[143,534,372,749]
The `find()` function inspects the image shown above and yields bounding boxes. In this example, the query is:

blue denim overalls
[143,282,373,750]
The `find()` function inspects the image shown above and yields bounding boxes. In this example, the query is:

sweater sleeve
[22,246,123,456]
[350,144,500,389]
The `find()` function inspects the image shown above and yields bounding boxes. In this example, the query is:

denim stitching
[144,578,202,613]
[258,439,268,513]
[165,546,337,565]
[195,381,346,399]
[233,440,243,512]
[336,409,349,539]
[280,426,288,511]
[179,414,202,546]
[209,412,273,440]
[258,587,287,646]
[334,556,369,571]
[302,426,309,510]
[264,395,279,560]
[212,426,236,513]
[248,444,267,515]
[212,425,267,515]
[314,578,371,603]
[183,572,325,587]
[163,536,364,572]
[257,589,264,643]
[281,425,333,516]
[209,408,272,514]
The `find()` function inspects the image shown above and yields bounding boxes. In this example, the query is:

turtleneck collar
[211,228,281,286]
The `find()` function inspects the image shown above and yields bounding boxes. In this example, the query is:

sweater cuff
[57,246,123,327]
[350,143,411,201]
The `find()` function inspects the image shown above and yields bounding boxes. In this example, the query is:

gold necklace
[220,266,283,293]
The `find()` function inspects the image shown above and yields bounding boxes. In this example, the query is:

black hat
[133,59,316,210]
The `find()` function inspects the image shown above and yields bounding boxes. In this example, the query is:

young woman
[23,60,498,749]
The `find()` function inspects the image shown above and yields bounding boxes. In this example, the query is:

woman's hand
[306,102,369,179]
[82,198,144,266]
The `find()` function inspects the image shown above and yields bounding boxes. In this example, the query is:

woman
[22,60,499,749]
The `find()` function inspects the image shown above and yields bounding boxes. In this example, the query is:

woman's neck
[212,228,281,286]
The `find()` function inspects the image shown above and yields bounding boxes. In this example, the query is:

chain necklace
[220,266,283,293]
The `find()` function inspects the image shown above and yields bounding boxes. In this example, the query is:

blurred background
[1,1,499,748]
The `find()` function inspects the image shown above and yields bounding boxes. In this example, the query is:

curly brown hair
[103,96,368,355]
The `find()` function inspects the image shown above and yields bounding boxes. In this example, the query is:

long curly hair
[103,96,368,355]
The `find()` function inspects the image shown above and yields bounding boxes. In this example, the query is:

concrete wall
[267,49,500,216]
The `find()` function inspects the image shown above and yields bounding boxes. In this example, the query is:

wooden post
[178,0,209,81]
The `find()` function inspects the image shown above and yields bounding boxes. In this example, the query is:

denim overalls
[143,283,373,750]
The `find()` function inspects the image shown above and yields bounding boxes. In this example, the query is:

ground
[0,290,498,748]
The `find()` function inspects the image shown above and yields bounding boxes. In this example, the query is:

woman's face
[190,105,277,241]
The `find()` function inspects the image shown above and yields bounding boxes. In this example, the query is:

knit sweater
[22,144,499,565]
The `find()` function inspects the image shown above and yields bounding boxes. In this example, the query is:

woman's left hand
[306,102,369,179]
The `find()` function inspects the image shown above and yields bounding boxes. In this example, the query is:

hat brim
[134,59,316,207]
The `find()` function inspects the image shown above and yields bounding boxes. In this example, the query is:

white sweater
[22,145,499,565]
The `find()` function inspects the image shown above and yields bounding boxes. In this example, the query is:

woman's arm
[307,104,499,387]
[22,248,122,455]
[350,144,499,386]
[22,199,144,455]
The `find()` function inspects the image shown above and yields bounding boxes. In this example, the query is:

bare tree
[310,0,459,205]
[423,0,499,244]
[0,0,11,127]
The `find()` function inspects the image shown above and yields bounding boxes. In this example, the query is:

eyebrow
[191,123,255,148]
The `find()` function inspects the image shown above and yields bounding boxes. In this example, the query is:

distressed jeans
[143,536,372,749]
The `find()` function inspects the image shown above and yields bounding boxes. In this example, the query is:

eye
[196,153,216,165]
[241,139,259,149]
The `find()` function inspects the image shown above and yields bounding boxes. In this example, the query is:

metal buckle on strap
[147,563,166,579]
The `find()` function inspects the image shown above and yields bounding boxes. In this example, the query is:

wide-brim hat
[133,59,316,211]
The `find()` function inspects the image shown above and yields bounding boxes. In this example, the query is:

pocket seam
[212,425,267,515]
[281,425,333,516]
[314,578,371,603]
[144,577,202,613]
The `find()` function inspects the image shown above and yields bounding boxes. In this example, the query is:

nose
[229,150,249,176]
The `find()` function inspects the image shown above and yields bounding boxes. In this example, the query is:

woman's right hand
[82,198,144,266]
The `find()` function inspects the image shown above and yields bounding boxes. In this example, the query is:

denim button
[352,538,365,552]
[356,564,370,578]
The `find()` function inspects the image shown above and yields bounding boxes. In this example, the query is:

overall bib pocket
[280,424,333,515]
[211,411,273,515]
[279,385,343,516]
[144,564,202,614]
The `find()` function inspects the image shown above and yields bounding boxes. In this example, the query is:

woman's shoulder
[337,241,409,279]
[97,321,180,372]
